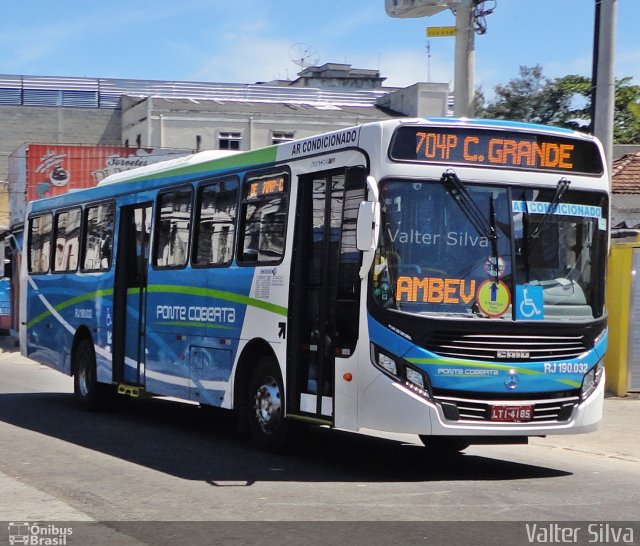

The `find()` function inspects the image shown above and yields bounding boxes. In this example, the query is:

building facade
[0,68,449,188]
[0,67,450,335]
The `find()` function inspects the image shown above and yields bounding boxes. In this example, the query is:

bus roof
[27,118,601,212]
[99,119,593,188]
[424,117,583,137]
[98,149,241,186]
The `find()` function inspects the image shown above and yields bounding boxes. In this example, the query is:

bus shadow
[0,391,571,484]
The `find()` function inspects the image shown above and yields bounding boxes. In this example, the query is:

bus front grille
[422,332,589,362]
[435,395,579,423]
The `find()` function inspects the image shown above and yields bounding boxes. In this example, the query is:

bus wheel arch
[233,339,287,451]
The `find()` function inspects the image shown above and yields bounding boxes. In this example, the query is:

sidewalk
[1,334,638,461]
[530,395,640,462]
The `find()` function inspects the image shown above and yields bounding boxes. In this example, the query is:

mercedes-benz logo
[505,369,519,390]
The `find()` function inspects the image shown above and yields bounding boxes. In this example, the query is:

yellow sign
[426,26,457,37]
[476,280,511,318]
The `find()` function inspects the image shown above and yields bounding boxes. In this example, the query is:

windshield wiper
[441,169,500,280]
[529,177,571,239]
[441,170,496,242]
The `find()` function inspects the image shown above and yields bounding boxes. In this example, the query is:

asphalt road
[1,343,639,544]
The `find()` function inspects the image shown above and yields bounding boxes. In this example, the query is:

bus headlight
[403,365,432,398]
[371,344,400,378]
[378,352,398,376]
[405,367,424,388]
[581,360,604,400]
[370,344,432,399]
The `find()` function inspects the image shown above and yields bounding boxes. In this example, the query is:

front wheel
[419,436,470,455]
[247,356,288,452]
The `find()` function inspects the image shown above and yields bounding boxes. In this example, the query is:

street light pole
[592,0,617,181]
[384,0,481,118]
[453,0,475,117]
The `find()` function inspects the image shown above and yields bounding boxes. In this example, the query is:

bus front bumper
[359,372,605,437]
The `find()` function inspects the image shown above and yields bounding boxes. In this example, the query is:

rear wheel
[73,338,103,411]
[247,356,288,452]
[419,436,470,455]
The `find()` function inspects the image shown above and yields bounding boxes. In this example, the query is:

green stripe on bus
[407,356,582,388]
[27,288,114,328]
[155,321,232,330]
[146,284,288,316]
[553,378,583,388]
[105,147,279,185]
[27,282,287,329]
[407,356,538,375]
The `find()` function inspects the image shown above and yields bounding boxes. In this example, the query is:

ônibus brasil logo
[8,522,73,545]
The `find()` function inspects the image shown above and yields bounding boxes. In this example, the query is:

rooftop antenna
[289,43,320,71]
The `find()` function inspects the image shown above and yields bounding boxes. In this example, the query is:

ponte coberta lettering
[156,305,236,323]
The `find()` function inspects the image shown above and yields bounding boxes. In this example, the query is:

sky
[0,0,638,96]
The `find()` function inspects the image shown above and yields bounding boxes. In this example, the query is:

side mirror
[356,202,376,251]
[356,175,380,252]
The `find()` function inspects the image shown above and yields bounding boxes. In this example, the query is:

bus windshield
[372,177,608,321]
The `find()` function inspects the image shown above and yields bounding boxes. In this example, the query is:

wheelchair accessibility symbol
[516,285,544,320]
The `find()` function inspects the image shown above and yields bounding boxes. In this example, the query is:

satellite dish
[289,43,320,70]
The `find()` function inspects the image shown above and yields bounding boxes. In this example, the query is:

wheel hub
[78,367,90,397]
[253,375,282,434]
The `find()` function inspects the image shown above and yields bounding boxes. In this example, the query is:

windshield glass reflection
[372,178,607,321]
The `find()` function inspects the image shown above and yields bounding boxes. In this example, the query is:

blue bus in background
[21,118,609,452]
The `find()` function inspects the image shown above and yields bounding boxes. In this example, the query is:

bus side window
[82,202,115,272]
[193,179,238,266]
[28,213,53,274]
[53,208,81,273]
[239,172,289,265]
[154,188,193,268]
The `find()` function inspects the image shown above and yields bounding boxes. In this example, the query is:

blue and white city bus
[20,118,609,452]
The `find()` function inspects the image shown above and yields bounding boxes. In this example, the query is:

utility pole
[385,0,486,119]
[592,0,617,181]
[453,0,475,117]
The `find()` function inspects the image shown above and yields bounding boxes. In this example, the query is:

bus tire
[73,338,102,411]
[247,356,287,452]
[419,436,470,455]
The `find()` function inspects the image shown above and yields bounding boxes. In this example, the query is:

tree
[477,65,573,126]
[611,77,640,143]
[476,66,640,143]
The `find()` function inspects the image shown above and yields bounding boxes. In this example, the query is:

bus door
[288,167,365,422]
[112,203,152,386]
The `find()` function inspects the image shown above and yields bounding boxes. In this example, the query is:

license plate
[490,405,533,422]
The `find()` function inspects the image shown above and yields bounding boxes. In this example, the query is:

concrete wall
[0,105,121,180]
[144,116,370,152]
[0,181,7,231]
[121,97,399,152]
[376,83,450,118]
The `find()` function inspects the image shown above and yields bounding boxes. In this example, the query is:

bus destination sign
[246,174,287,199]
[390,126,603,175]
